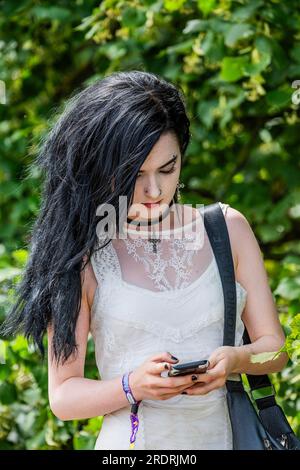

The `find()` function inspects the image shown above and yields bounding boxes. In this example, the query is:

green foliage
[284,314,300,362]
[1,0,300,449]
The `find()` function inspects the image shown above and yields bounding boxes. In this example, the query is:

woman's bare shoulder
[222,205,249,276]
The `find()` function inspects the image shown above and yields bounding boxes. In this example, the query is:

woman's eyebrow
[139,154,178,173]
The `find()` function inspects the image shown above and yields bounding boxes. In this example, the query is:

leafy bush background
[0,0,299,449]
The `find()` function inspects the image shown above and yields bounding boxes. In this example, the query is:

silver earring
[176,181,185,202]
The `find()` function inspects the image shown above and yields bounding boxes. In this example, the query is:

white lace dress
[89,202,248,450]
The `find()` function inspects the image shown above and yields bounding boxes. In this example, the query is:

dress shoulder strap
[218,201,230,217]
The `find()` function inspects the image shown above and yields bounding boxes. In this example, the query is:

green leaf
[0,382,18,404]
[82,416,103,433]
[12,249,28,265]
[0,266,22,282]
[164,0,186,12]
[289,204,300,219]
[157,39,194,58]
[26,429,46,450]
[11,335,29,353]
[274,278,300,301]
[281,254,300,265]
[73,431,96,450]
[100,43,127,61]
[225,24,255,48]
[23,387,42,406]
[0,340,7,365]
[197,0,216,16]
[290,43,300,64]
[250,351,281,364]
[31,6,72,21]
[265,88,292,108]
[15,410,37,435]
[183,19,209,34]
[257,222,290,243]
[243,36,272,75]
[1,0,30,16]
[122,7,146,28]
[231,0,263,21]
[197,99,218,129]
[0,363,9,379]
[220,56,249,82]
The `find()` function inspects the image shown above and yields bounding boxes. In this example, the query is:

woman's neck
[120,203,198,237]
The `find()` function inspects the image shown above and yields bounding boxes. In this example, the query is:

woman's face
[127,132,181,221]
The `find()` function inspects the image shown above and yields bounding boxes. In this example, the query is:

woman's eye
[137,166,176,177]
[160,166,176,174]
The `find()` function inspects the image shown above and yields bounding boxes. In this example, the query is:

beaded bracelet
[122,371,142,449]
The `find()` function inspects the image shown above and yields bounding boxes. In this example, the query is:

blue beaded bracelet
[122,371,142,449]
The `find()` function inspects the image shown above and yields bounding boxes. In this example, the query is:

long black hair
[0,70,191,367]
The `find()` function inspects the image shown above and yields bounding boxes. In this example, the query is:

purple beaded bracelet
[122,371,142,449]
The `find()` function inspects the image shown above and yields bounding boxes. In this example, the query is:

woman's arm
[226,207,289,375]
[48,260,129,421]
[185,207,289,396]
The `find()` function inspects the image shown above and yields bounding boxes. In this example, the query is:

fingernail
[168,353,178,361]
[192,375,198,381]
[181,391,187,395]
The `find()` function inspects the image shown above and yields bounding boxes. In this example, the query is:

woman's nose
[144,177,161,200]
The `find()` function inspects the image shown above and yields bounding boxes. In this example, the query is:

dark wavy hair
[0,70,191,366]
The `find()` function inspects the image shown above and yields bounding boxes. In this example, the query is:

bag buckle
[250,384,276,402]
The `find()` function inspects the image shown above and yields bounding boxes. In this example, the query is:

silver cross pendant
[148,231,161,253]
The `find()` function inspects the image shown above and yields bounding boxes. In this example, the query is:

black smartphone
[167,359,210,377]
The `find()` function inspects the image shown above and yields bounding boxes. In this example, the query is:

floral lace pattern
[122,233,200,291]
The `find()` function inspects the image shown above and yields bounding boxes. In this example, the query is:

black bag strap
[203,202,237,347]
[203,202,273,399]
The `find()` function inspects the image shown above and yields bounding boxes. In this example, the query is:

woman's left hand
[184,346,239,396]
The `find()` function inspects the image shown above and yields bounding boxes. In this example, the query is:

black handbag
[203,202,300,450]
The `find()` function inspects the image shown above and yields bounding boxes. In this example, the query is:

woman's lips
[143,201,162,208]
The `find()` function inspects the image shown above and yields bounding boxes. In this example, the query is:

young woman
[1,70,288,450]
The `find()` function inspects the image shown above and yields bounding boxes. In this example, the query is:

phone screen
[168,359,210,377]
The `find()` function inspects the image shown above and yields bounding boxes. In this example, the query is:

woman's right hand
[128,351,198,401]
